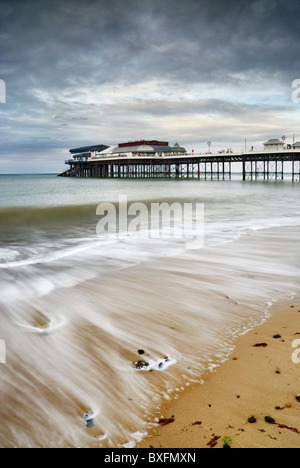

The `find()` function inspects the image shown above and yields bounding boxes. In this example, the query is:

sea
[0,174,299,448]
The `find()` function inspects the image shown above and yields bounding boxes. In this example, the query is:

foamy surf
[133,356,177,372]
[18,317,68,335]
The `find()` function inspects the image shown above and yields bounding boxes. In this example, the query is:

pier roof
[263,139,284,146]
[118,140,169,148]
[70,144,109,154]
[112,142,186,154]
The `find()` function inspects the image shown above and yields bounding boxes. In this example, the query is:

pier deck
[65,149,300,182]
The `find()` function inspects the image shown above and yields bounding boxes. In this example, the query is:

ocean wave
[0,238,106,269]
[0,204,99,232]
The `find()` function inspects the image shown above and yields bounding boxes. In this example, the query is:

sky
[1,0,300,173]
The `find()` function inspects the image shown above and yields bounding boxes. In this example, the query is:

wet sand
[138,299,300,448]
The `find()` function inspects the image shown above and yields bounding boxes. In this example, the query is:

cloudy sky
[1,0,300,173]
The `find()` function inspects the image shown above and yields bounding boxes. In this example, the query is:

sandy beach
[138,299,300,449]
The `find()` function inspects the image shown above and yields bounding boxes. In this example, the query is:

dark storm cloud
[2,0,300,89]
[1,0,300,171]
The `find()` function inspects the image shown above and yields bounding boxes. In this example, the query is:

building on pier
[68,140,186,164]
[92,140,186,158]
[69,144,109,162]
[263,139,284,151]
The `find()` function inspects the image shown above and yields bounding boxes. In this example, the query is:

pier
[65,149,300,182]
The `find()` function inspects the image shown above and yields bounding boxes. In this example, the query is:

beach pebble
[265,416,276,424]
[83,413,95,429]
[273,334,281,339]
[158,417,175,426]
[133,356,176,372]
[134,360,150,370]
[137,349,145,355]
[295,394,300,402]
[248,417,257,424]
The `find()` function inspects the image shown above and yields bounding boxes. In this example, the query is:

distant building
[91,140,186,159]
[263,139,284,151]
[69,140,186,162]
